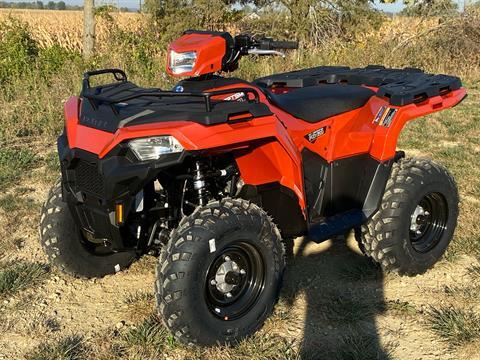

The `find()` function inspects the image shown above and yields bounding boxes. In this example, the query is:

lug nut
[224,256,231,262]
[416,230,422,235]
[210,279,217,286]
[424,211,430,216]
[215,307,221,313]
[240,269,246,275]
[226,292,232,298]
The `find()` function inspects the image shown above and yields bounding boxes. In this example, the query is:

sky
[5,0,473,13]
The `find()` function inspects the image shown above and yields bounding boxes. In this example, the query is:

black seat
[267,84,375,123]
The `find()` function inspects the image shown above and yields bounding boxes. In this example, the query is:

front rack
[81,68,261,112]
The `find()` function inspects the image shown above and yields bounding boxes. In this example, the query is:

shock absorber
[193,161,208,206]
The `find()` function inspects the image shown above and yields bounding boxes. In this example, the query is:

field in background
[0,9,144,51]
[0,8,479,359]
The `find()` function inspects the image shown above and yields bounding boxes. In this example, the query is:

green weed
[427,306,480,346]
[0,148,38,188]
[26,334,86,360]
[333,333,394,360]
[386,300,417,316]
[0,261,49,298]
[123,290,154,305]
[121,314,171,354]
[0,194,37,213]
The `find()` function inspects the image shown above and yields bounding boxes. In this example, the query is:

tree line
[0,1,75,10]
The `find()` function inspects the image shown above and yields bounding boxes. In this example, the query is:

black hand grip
[270,40,299,50]
[258,37,298,50]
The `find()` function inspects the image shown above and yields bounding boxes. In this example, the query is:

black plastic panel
[79,81,273,133]
[238,182,307,237]
[254,65,462,106]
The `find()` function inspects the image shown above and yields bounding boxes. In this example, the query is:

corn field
[0,9,145,52]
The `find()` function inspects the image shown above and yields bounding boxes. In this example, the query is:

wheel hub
[410,204,430,234]
[213,257,245,294]
[409,193,448,253]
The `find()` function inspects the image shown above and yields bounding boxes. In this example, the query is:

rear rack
[254,65,462,106]
[81,68,261,112]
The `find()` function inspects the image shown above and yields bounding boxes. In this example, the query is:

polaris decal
[373,106,397,127]
[380,108,398,127]
[223,92,246,102]
[305,126,327,143]
[373,106,387,124]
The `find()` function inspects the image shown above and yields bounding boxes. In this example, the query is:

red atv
[40,30,466,345]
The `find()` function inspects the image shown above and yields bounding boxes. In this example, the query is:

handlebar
[258,38,299,50]
[233,34,298,55]
[222,33,299,71]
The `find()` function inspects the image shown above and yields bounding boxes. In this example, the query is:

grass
[427,307,480,346]
[340,260,383,282]
[444,284,480,301]
[333,333,394,360]
[0,148,38,189]
[468,265,480,276]
[123,290,154,305]
[26,334,86,360]
[314,291,383,323]
[386,300,417,316]
[0,261,49,298]
[0,193,38,213]
[119,314,173,357]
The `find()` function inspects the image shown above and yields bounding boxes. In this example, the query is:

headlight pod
[169,50,197,75]
[128,136,184,161]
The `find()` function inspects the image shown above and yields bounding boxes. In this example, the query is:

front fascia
[64,96,306,214]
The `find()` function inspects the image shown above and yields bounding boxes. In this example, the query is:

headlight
[169,50,197,74]
[128,136,184,161]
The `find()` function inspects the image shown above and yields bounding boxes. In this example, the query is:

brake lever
[248,48,285,57]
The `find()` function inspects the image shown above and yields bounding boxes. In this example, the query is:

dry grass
[0,9,145,52]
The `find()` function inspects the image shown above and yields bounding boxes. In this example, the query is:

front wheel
[155,199,285,346]
[357,158,459,276]
[40,179,138,278]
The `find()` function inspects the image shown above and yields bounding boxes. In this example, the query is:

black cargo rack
[82,68,261,112]
[78,69,272,133]
[254,65,462,106]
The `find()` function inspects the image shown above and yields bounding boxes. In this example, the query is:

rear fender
[370,88,467,161]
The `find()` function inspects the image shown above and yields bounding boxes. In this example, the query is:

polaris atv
[40,30,467,346]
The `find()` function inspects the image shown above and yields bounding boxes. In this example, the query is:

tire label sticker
[305,126,327,143]
[209,238,216,253]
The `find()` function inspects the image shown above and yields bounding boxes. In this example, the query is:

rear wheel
[356,158,459,276]
[155,198,285,346]
[40,179,138,278]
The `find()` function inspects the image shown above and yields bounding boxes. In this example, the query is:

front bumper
[57,133,185,250]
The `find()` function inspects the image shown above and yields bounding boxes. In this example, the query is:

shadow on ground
[281,235,391,360]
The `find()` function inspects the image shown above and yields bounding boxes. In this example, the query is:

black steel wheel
[409,192,448,253]
[205,242,265,321]
[356,158,459,276]
[155,198,285,346]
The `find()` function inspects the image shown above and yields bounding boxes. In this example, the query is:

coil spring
[193,161,208,206]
